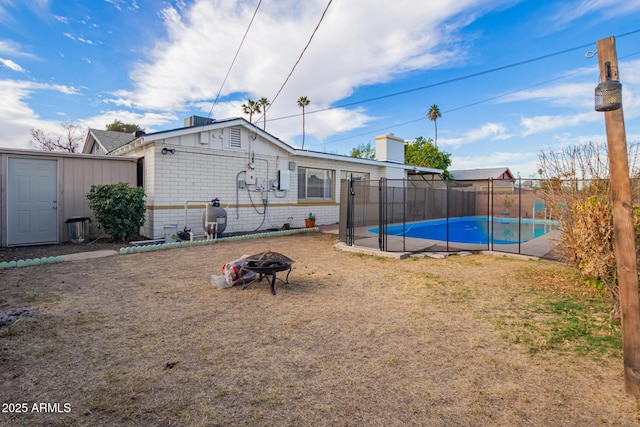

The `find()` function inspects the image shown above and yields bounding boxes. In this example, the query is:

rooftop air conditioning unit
[184,115,215,127]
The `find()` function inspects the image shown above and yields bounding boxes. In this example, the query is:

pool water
[370,216,559,245]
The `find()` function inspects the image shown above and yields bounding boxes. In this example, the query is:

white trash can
[163,224,178,243]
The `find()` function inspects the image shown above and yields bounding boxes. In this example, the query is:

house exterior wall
[0,149,137,246]
[382,165,407,180]
[131,126,397,239]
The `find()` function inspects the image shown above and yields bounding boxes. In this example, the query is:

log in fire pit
[240,251,295,295]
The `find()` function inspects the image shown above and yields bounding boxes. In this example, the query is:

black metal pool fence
[339,177,567,260]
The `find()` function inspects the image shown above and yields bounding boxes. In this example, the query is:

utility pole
[596,36,640,398]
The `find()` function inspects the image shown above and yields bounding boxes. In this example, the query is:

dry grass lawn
[1,232,639,426]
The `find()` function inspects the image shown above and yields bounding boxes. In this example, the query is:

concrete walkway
[61,250,119,262]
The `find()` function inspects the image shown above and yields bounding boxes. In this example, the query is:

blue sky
[1,0,639,177]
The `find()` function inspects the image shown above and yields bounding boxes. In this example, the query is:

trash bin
[65,217,92,243]
[164,224,178,243]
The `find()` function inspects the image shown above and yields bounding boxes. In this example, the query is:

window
[298,167,334,200]
[340,171,369,181]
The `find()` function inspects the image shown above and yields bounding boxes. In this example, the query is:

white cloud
[63,33,97,45]
[76,37,95,45]
[550,0,640,29]
[0,79,80,149]
[0,58,25,72]
[80,110,178,132]
[520,112,599,136]
[105,0,512,143]
[440,122,511,147]
[104,0,140,12]
[0,0,50,23]
[498,81,595,110]
[495,59,640,116]
[0,39,37,59]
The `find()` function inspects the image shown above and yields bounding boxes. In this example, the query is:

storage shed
[0,148,138,247]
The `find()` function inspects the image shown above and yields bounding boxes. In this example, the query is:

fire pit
[240,251,295,295]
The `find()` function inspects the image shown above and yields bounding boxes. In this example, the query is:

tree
[106,119,144,133]
[350,142,375,159]
[257,97,271,130]
[297,96,310,149]
[404,136,451,179]
[241,99,260,124]
[427,104,441,148]
[30,121,85,153]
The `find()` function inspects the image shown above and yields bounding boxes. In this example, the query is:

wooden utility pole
[596,36,640,398]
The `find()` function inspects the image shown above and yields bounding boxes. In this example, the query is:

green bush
[86,183,146,241]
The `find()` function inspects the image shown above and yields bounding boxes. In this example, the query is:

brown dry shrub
[537,141,640,319]
[567,197,617,307]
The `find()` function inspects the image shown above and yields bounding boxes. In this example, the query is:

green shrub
[86,183,146,241]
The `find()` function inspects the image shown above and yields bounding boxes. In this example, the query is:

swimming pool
[369,216,559,245]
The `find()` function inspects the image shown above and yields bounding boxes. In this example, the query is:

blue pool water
[369,216,559,245]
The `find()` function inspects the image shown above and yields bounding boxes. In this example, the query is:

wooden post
[596,36,640,398]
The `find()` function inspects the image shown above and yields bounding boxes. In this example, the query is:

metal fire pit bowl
[240,251,295,295]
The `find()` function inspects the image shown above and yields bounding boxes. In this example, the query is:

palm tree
[258,97,271,130]
[427,104,441,148]
[297,96,310,149]
[241,99,260,124]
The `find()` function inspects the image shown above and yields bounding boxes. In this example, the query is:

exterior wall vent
[230,128,241,148]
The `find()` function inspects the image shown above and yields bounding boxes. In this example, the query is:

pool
[369,216,559,245]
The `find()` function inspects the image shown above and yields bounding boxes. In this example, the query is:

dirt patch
[0,232,638,426]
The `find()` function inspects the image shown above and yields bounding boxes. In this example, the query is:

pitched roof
[109,117,444,174]
[449,167,514,180]
[87,129,138,153]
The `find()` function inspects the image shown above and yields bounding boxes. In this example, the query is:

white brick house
[83,116,442,239]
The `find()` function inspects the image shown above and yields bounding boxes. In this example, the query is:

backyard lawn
[1,232,638,426]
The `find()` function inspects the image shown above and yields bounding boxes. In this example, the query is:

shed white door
[7,158,58,245]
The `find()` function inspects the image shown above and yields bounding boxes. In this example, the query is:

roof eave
[293,150,442,174]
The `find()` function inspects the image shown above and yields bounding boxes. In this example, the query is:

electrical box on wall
[246,171,256,185]
[256,178,266,191]
[278,169,291,190]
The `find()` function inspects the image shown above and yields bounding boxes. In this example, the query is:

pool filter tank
[203,198,227,237]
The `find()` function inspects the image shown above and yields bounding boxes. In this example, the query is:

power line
[308,42,640,148]
[205,0,263,121]
[254,0,333,124]
[268,43,596,125]
[308,75,580,148]
[267,27,640,126]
